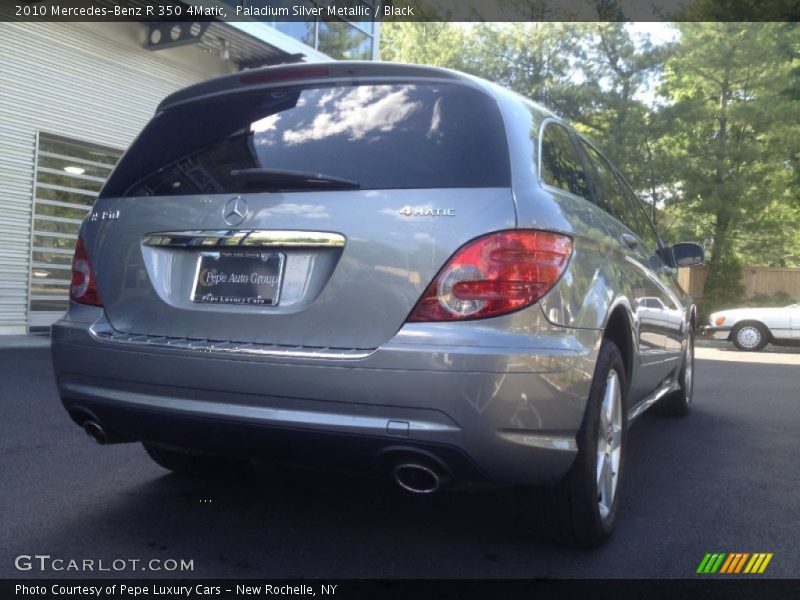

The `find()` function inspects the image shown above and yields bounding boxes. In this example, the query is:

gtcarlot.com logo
[14,554,194,573]
[696,552,773,574]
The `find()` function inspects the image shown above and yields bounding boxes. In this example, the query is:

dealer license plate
[191,251,285,305]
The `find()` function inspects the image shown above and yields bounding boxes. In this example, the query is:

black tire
[655,331,694,417]
[143,443,249,476]
[519,340,628,548]
[731,322,769,352]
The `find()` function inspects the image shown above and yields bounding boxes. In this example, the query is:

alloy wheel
[597,370,623,520]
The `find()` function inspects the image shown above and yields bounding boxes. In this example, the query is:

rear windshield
[100,83,510,198]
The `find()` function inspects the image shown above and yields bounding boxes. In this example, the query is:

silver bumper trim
[88,323,375,360]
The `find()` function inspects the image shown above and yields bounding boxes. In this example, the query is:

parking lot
[1,340,798,579]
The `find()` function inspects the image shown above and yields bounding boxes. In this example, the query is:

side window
[540,123,591,199]
[578,140,637,233]
[616,174,660,252]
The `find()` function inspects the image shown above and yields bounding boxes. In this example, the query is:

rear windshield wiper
[229,168,361,190]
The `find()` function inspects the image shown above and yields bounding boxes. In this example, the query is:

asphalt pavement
[1,341,798,579]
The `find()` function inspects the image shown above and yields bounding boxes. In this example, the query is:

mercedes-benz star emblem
[223,196,248,227]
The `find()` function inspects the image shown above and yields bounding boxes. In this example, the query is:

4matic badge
[398,206,456,217]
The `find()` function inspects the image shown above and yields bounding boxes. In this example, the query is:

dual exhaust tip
[73,408,127,445]
[83,420,109,444]
[81,415,450,493]
[82,418,127,445]
[392,462,446,494]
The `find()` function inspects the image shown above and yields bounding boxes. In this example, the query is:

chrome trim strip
[142,230,347,249]
[627,380,681,422]
[88,324,375,360]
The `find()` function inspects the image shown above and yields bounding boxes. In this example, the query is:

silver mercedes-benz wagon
[52,62,704,546]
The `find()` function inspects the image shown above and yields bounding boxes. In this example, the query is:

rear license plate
[191,251,285,305]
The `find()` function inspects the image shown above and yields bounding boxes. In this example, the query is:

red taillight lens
[70,236,102,306]
[407,230,572,322]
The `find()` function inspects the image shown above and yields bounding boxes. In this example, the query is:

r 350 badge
[90,210,120,223]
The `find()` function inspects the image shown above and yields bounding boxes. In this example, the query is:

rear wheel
[143,443,249,476]
[732,323,768,351]
[520,340,627,547]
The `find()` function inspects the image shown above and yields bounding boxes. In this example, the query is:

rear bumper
[52,307,601,486]
[700,325,732,341]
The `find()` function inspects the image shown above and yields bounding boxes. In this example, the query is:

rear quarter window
[539,122,591,199]
[101,83,511,198]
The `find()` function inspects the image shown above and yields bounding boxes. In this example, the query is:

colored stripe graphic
[696,554,713,573]
[697,553,727,573]
[710,554,726,573]
[720,553,749,573]
[701,553,774,574]
[744,554,761,573]
[719,554,736,574]
[759,554,774,573]
[734,553,750,573]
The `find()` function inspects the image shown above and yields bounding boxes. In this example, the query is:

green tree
[382,23,592,119]
[460,23,591,120]
[571,24,671,221]
[659,23,800,311]
[380,23,467,69]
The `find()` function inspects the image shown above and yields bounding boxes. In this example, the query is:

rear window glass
[101,83,511,198]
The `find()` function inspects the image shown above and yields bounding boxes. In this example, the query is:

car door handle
[619,233,638,250]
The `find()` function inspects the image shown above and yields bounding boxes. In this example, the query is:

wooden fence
[678,266,800,302]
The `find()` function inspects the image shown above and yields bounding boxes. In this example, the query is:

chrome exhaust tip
[83,420,108,445]
[393,463,442,494]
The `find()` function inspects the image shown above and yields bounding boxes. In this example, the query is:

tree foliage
[659,23,799,310]
[381,22,800,311]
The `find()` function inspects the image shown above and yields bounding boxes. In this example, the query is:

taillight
[70,236,102,306]
[407,230,572,322]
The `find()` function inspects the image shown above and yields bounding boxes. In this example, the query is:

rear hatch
[87,68,516,350]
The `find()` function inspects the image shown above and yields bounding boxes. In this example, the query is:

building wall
[0,22,236,334]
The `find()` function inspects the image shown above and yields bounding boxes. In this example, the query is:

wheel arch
[601,303,635,391]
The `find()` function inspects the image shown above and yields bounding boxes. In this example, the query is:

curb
[0,335,50,350]
[695,338,727,348]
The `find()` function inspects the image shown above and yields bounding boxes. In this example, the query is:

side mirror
[666,242,705,268]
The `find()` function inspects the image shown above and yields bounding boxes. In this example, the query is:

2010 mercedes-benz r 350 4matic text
[52,62,705,547]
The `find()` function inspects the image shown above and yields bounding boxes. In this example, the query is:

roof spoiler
[157,61,477,110]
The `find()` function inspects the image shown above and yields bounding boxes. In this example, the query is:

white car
[703,303,800,351]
